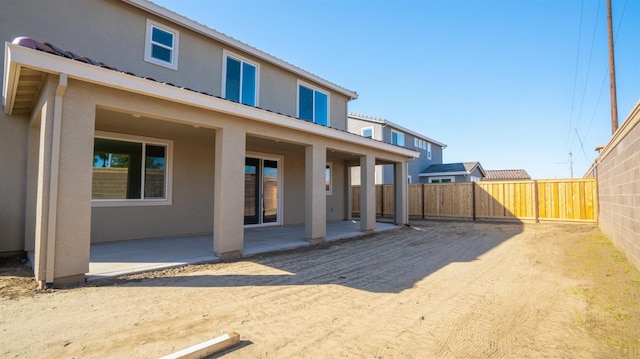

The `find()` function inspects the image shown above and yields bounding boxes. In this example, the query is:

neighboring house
[484,169,531,181]
[347,113,446,184]
[0,0,417,286]
[420,162,485,183]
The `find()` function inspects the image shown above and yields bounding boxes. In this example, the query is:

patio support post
[346,163,352,220]
[305,144,326,243]
[33,77,94,287]
[213,126,246,259]
[360,154,376,233]
[394,161,409,225]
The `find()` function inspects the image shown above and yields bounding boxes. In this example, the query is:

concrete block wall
[591,101,640,270]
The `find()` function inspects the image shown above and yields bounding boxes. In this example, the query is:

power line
[567,0,585,150]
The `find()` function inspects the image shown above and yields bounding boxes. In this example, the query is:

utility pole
[569,151,574,178]
[607,0,619,134]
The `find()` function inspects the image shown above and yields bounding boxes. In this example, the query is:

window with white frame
[325,163,332,194]
[391,130,405,146]
[298,82,329,126]
[414,138,419,147]
[427,142,432,159]
[223,51,258,106]
[429,176,454,183]
[361,127,373,139]
[144,20,179,70]
[92,132,172,205]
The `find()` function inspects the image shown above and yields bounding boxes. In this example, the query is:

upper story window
[361,127,373,139]
[144,19,179,70]
[427,142,432,159]
[298,81,329,126]
[223,51,258,106]
[391,130,405,146]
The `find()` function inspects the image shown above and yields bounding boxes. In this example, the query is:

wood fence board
[352,179,597,223]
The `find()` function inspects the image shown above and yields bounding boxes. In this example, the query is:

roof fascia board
[3,42,18,115]
[122,0,358,100]
[5,44,415,158]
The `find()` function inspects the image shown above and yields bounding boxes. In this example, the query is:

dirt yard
[1,221,639,358]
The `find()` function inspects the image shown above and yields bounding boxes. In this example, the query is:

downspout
[45,73,67,287]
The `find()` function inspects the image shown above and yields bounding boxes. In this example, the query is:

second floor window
[391,130,405,146]
[224,53,257,106]
[145,20,179,70]
[361,127,373,138]
[298,82,328,126]
[427,142,432,159]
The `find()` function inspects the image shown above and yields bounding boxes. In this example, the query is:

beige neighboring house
[0,0,417,287]
[347,113,446,184]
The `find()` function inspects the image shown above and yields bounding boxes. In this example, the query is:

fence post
[421,184,425,219]
[534,180,540,223]
[380,185,384,218]
[472,183,476,221]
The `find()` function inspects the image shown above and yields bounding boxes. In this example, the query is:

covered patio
[87,220,399,280]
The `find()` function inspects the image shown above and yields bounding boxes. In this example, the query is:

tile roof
[9,37,418,157]
[420,162,481,175]
[484,169,531,180]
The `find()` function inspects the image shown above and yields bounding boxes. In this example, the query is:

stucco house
[419,162,486,183]
[347,113,446,184]
[0,0,417,287]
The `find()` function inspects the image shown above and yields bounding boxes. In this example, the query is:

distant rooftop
[484,169,531,181]
[348,113,446,148]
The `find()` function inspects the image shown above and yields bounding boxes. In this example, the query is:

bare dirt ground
[1,221,639,358]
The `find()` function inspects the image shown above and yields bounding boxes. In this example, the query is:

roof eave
[122,0,358,100]
[4,44,413,158]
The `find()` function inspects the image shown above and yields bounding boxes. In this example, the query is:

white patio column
[305,144,326,243]
[394,161,409,225]
[360,154,376,233]
[213,126,246,259]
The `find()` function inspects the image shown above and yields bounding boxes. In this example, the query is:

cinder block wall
[589,101,640,271]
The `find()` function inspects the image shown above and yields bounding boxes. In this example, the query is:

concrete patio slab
[86,220,399,280]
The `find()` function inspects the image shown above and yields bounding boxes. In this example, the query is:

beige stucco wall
[0,111,29,253]
[589,102,640,271]
[91,111,216,242]
[0,0,351,129]
[68,80,372,243]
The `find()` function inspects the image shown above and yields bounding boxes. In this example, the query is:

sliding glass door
[244,156,280,225]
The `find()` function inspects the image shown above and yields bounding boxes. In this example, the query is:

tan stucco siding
[1,0,352,130]
[91,113,216,243]
[0,111,29,252]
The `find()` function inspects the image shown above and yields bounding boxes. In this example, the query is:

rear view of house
[1,0,416,286]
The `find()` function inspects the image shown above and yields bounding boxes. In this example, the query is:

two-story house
[0,0,417,287]
[348,113,446,184]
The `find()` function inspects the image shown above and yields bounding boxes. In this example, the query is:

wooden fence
[352,179,598,223]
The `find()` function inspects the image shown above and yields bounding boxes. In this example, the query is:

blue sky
[153,0,639,179]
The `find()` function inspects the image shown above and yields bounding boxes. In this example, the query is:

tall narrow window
[223,52,258,106]
[145,20,179,70]
[325,163,332,194]
[427,143,432,159]
[391,130,405,146]
[298,82,329,126]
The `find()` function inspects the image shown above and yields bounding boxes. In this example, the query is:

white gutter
[45,73,67,286]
